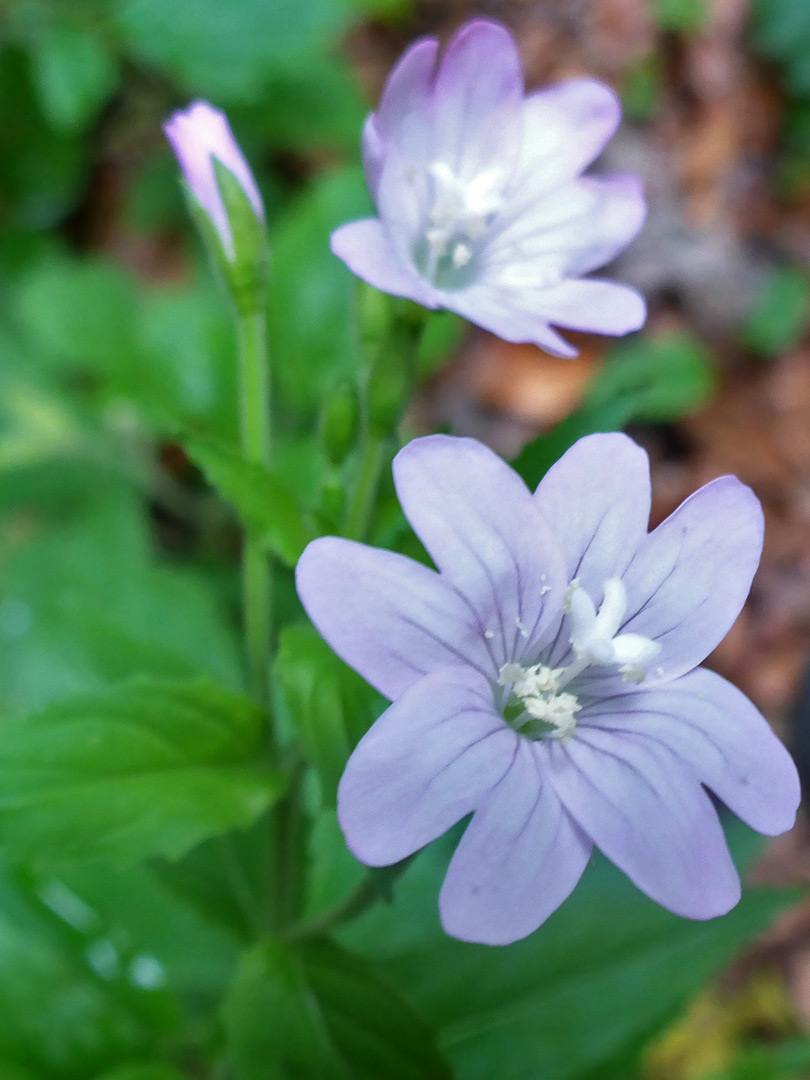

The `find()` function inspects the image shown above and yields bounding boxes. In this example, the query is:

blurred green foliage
[514,332,715,486]
[750,0,810,189]
[652,0,707,34]
[743,267,810,356]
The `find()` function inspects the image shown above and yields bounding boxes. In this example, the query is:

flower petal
[361,115,386,199]
[296,536,493,699]
[582,667,800,836]
[375,36,439,159]
[330,219,438,308]
[549,728,741,919]
[338,666,516,866]
[620,476,764,678]
[392,435,567,670]
[432,20,523,187]
[486,175,646,282]
[509,79,622,199]
[447,283,579,356]
[439,739,592,944]
[522,279,646,335]
[374,146,434,271]
[535,432,652,598]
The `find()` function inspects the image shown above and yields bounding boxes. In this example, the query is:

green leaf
[0,859,178,1077]
[223,938,452,1079]
[136,277,238,438]
[276,624,381,806]
[513,332,715,486]
[587,332,715,422]
[652,0,707,32]
[302,810,366,921]
[28,19,119,133]
[13,255,139,377]
[0,479,244,715]
[0,1066,42,1080]
[0,679,285,867]
[94,1065,188,1080]
[751,0,810,97]
[56,858,241,997]
[622,57,663,123]
[112,0,354,102]
[0,48,87,228]
[241,60,368,153]
[343,827,795,1080]
[187,440,314,566]
[743,266,810,355]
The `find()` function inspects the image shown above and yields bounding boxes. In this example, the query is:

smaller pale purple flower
[332,19,647,357]
[164,101,264,261]
[296,433,800,945]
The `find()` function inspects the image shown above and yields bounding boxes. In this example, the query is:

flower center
[497,578,661,742]
[413,162,504,290]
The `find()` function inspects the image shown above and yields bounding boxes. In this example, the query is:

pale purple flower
[164,101,264,260]
[331,19,647,357]
[296,433,800,945]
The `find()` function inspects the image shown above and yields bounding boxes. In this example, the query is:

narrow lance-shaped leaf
[187,439,315,566]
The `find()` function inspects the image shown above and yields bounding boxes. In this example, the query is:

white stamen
[419,161,505,286]
[620,664,646,684]
[524,692,581,742]
[498,662,526,688]
[562,579,581,613]
[484,629,495,640]
[498,663,578,741]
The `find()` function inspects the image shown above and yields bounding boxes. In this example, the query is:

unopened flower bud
[164,101,268,312]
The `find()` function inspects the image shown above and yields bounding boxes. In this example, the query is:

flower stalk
[236,306,274,712]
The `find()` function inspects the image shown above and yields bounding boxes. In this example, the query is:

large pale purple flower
[296,434,800,945]
[164,101,264,261]
[331,19,647,357]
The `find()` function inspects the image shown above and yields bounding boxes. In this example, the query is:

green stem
[285,877,379,942]
[236,308,273,711]
[236,306,294,935]
[342,431,386,542]
[285,856,415,942]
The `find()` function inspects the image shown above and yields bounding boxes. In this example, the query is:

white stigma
[567,578,660,677]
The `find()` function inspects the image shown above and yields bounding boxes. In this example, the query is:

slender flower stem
[236,308,273,712]
[285,877,380,942]
[236,306,292,934]
[343,432,386,542]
